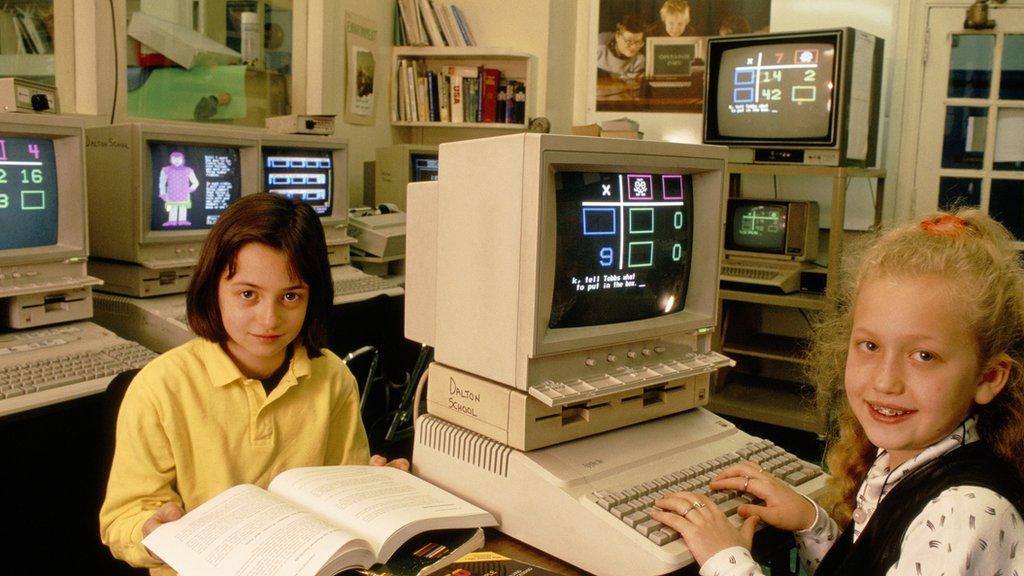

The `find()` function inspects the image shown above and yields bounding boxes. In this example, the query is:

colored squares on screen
[629,208,654,234]
[626,175,654,200]
[628,241,654,267]
[792,86,817,102]
[734,87,755,103]
[583,207,617,235]
[735,69,756,85]
[662,175,684,199]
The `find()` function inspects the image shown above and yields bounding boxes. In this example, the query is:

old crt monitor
[645,36,705,87]
[407,135,835,576]
[374,144,438,210]
[85,122,259,296]
[0,113,100,328]
[260,135,350,251]
[703,28,884,166]
[404,134,733,451]
[724,198,818,261]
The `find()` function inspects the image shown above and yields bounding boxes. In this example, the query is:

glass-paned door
[125,0,292,126]
[913,5,1024,241]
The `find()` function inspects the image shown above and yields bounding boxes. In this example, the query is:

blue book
[449,5,474,46]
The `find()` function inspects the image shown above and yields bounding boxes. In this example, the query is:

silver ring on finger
[742,475,751,491]
[681,505,696,516]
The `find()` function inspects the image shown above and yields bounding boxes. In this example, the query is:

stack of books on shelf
[395,60,526,125]
[395,0,476,47]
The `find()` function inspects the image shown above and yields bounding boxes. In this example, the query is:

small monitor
[703,28,884,166]
[410,152,439,182]
[86,122,260,270]
[645,36,704,79]
[724,198,819,261]
[375,144,439,210]
[260,135,349,248]
[0,113,88,281]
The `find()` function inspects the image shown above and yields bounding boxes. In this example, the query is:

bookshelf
[390,46,532,129]
[710,164,886,434]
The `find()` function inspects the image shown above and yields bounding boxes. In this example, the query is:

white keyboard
[330,265,404,304]
[720,260,803,294]
[0,322,157,417]
[530,350,734,407]
[414,408,828,576]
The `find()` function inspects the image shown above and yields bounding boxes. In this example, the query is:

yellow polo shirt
[99,338,371,574]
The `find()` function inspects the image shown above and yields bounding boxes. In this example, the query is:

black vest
[815,442,1024,576]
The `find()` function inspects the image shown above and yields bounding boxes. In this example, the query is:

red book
[479,67,500,123]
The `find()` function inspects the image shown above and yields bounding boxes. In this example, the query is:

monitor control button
[641,348,652,357]
[654,346,665,354]
[606,354,617,363]
[585,358,597,367]
[626,351,637,359]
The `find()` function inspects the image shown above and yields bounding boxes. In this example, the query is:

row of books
[395,59,527,125]
[0,7,52,55]
[395,0,476,47]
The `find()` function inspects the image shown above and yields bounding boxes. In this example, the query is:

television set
[405,134,732,449]
[85,122,260,296]
[703,27,884,167]
[374,144,438,210]
[724,198,819,261]
[260,134,349,253]
[645,36,705,81]
[0,113,99,328]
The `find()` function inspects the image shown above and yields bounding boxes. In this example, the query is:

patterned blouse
[699,416,1024,576]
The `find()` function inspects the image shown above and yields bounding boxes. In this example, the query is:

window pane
[937,177,982,211]
[948,34,994,98]
[942,107,988,169]
[994,108,1024,171]
[988,179,1024,240]
[1000,34,1024,100]
[0,2,55,86]
[126,2,292,126]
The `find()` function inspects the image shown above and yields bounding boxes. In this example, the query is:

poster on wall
[594,0,771,113]
[345,11,378,125]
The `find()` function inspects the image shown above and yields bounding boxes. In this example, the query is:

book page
[268,466,495,563]
[143,484,375,576]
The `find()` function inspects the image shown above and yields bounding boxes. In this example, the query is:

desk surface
[483,526,796,576]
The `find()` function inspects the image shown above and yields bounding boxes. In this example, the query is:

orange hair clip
[919,214,969,237]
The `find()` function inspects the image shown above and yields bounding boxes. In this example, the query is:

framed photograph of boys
[594,0,771,113]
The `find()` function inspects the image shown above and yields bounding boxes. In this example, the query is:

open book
[142,465,497,576]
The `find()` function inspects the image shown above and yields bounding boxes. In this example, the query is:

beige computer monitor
[373,144,438,211]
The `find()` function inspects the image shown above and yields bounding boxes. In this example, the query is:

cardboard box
[601,130,643,140]
[571,123,601,137]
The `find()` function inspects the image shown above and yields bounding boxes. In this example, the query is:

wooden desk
[483,526,798,576]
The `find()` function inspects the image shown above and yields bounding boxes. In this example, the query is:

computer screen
[723,198,819,261]
[411,134,726,393]
[375,144,439,210]
[0,137,59,250]
[410,152,439,182]
[262,147,333,215]
[259,135,348,248]
[86,122,260,269]
[645,36,704,79]
[149,143,241,231]
[703,27,884,166]
[0,113,87,273]
[550,171,693,328]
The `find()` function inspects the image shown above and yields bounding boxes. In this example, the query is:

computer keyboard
[589,437,822,546]
[331,265,404,304]
[0,322,158,417]
[720,259,804,294]
[413,407,829,576]
[530,350,733,407]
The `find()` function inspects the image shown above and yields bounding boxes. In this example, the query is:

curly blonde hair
[806,209,1024,524]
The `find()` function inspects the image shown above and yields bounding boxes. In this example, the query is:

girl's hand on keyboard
[651,491,759,565]
[710,462,817,531]
[142,501,185,560]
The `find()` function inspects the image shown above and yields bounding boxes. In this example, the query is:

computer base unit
[412,408,828,576]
